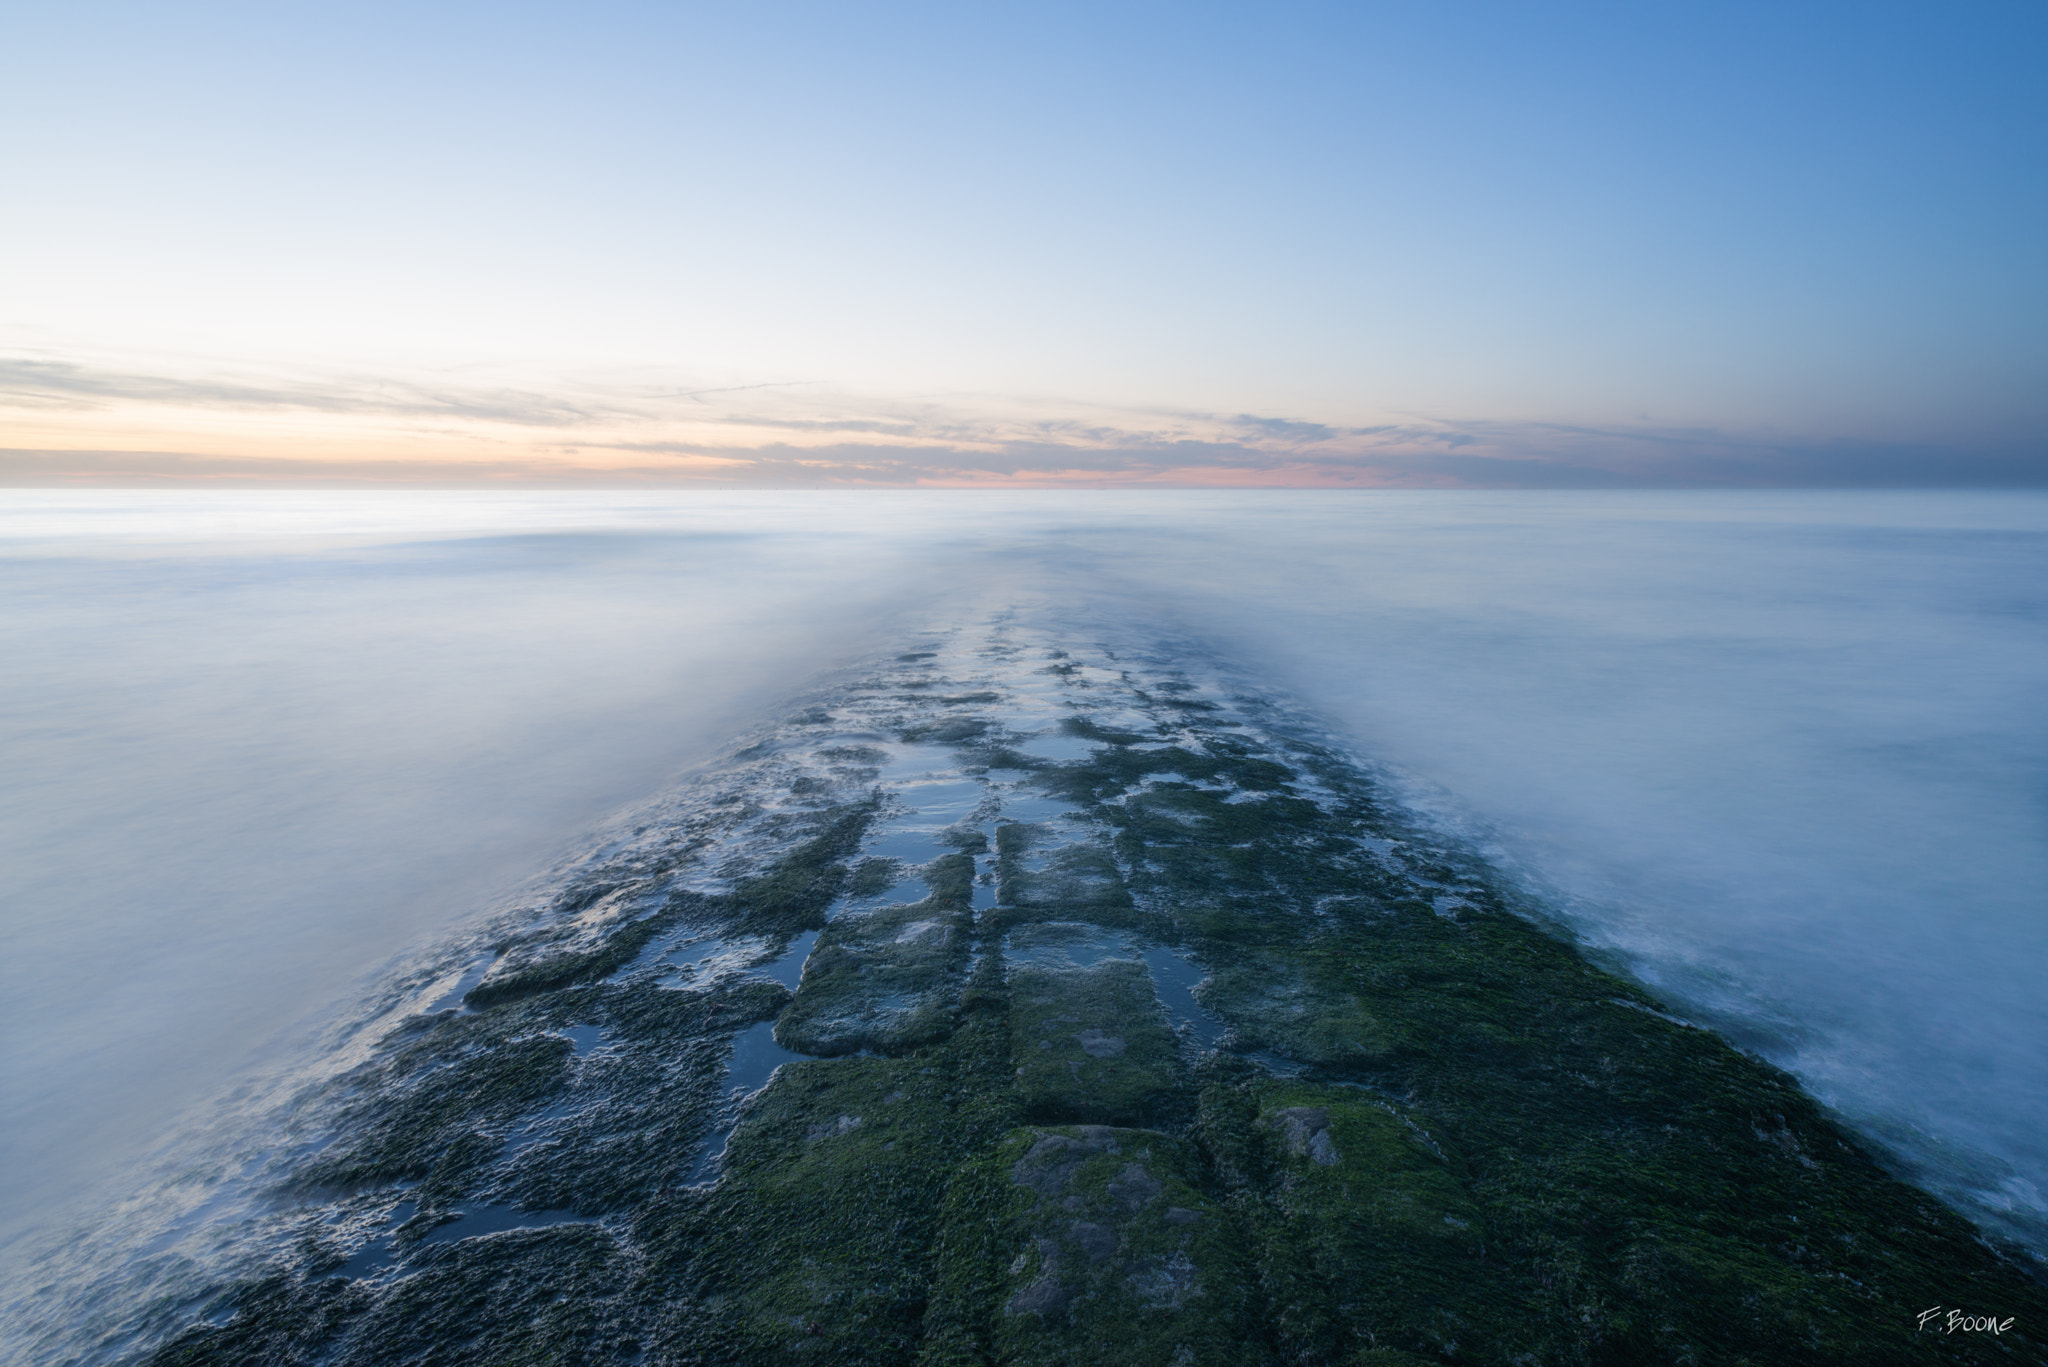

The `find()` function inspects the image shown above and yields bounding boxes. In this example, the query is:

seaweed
[1008,960,1186,1126]
[775,854,977,1055]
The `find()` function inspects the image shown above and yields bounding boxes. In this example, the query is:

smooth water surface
[3,488,2043,1311]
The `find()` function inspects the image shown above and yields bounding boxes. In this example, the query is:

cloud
[0,358,618,427]
[1224,414,1342,444]
[2,352,2042,488]
[0,448,753,486]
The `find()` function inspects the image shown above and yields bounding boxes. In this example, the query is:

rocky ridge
[141,612,2048,1367]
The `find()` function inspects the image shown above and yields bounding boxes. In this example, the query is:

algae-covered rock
[464,800,877,1009]
[139,622,2048,1367]
[775,872,974,1054]
[922,1125,1261,1367]
[1195,947,1395,1065]
[149,1224,640,1367]
[683,1005,1022,1366]
[1009,959,1185,1125]
[701,1057,966,1361]
[334,1225,640,1366]
[495,977,792,1214]
[725,802,882,934]
[992,824,1146,929]
[1002,919,1115,960]
[1247,1085,1503,1364]
[293,1028,575,1193]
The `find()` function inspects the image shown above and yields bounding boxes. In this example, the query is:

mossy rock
[295,1031,574,1191]
[694,1015,1020,1366]
[1195,947,1396,1065]
[1247,1084,1506,1363]
[993,825,1139,923]
[332,1225,638,1366]
[1009,960,1185,1126]
[1004,920,1126,959]
[702,1057,963,1362]
[725,801,880,939]
[151,1225,637,1367]
[138,630,2048,1367]
[495,979,790,1214]
[463,896,673,1008]
[922,1125,1263,1367]
[776,855,976,1055]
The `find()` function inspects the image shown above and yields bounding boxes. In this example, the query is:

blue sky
[2,1,2043,485]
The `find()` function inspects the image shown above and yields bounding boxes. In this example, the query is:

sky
[2,0,2043,487]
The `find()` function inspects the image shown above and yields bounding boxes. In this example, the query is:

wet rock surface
[775,850,976,1056]
[141,611,2047,1366]
[1010,960,1184,1126]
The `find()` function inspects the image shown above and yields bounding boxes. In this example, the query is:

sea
[3,487,2044,1358]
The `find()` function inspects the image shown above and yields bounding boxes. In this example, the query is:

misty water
[4,488,2046,1356]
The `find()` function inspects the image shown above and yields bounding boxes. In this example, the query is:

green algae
[723,801,881,939]
[990,822,1147,932]
[775,854,976,1055]
[1238,1084,1502,1363]
[1193,947,1395,1065]
[293,1029,575,1195]
[670,1013,1022,1366]
[297,974,794,1205]
[462,911,675,1009]
[850,855,908,898]
[500,978,794,1214]
[152,1226,643,1367]
[1008,960,1185,1126]
[920,1125,1262,1367]
[463,800,877,1009]
[701,1057,968,1359]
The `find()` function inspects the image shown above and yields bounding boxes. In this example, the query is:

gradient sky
[3,0,2044,486]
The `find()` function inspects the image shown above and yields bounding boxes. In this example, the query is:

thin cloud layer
[2,353,2041,488]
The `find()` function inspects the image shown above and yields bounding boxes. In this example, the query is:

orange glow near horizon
[0,374,1496,487]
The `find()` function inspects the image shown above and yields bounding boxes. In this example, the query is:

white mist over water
[1076,491,2048,1249]
[0,491,959,1256]
[3,488,2045,1304]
